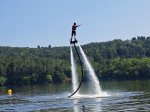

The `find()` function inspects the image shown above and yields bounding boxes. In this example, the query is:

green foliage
[23,76,31,84]
[46,75,52,83]
[0,77,7,86]
[31,73,37,83]
[95,58,150,80]
[0,36,150,86]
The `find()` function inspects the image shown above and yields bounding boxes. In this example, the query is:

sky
[0,0,150,47]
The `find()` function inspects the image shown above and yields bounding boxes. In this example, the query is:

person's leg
[71,31,74,42]
[74,31,76,41]
[72,31,76,41]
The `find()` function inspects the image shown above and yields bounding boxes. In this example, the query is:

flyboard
[68,39,84,97]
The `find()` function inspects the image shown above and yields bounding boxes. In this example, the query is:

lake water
[0,80,150,112]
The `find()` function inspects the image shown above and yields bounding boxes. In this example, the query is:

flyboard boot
[70,37,78,44]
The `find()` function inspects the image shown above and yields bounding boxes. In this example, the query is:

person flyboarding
[70,22,81,44]
[69,22,83,97]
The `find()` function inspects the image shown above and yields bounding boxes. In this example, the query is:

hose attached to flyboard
[69,43,84,97]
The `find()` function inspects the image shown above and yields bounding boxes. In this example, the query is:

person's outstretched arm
[77,24,81,27]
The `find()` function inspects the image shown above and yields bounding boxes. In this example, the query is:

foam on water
[70,92,109,99]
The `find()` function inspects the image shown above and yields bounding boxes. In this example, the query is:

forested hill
[82,36,150,60]
[0,36,150,86]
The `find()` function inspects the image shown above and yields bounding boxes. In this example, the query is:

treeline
[0,46,70,86]
[0,36,150,86]
[82,36,150,60]
[94,58,150,80]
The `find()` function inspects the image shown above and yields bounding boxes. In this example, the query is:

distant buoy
[8,89,12,95]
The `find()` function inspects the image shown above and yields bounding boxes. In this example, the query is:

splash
[70,46,79,94]
[78,44,102,94]
[70,44,108,98]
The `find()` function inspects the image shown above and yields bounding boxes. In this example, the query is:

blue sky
[0,0,150,47]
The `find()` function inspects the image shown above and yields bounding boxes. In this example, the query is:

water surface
[0,80,150,112]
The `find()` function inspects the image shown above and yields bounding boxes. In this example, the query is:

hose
[69,43,84,97]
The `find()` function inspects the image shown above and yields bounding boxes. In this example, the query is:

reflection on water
[72,98,102,112]
[73,99,80,112]
[0,80,150,112]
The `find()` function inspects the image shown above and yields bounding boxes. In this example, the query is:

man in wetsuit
[71,22,81,43]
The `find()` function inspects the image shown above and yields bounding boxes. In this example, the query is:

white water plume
[78,44,102,94]
[70,46,79,94]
